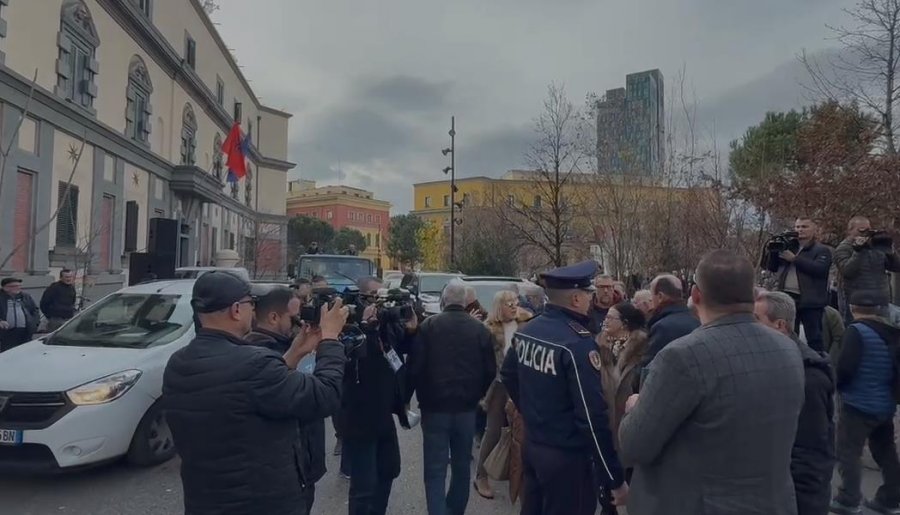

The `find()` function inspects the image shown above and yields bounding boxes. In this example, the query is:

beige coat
[597,329,648,450]
[482,310,533,408]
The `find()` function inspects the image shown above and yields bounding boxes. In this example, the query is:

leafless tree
[200,0,220,15]
[801,0,900,154]
[497,83,587,267]
[242,219,285,280]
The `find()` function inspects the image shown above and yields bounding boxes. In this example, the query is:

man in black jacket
[0,277,40,352]
[834,216,900,323]
[588,275,616,334]
[341,276,416,515]
[40,269,77,331]
[641,274,699,369]
[754,291,835,515]
[163,271,348,515]
[407,281,496,515]
[245,286,337,515]
[766,217,833,352]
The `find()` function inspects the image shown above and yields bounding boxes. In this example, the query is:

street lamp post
[442,116,457,268]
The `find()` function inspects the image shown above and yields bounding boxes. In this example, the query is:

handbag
[483,427,512,481]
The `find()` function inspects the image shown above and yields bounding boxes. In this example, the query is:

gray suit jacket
[619,313,805,515]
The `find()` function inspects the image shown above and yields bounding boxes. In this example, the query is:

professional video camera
[371,287,416,325]
[854,229,894,253]
[765,230,801,254]
[296,286,366,358]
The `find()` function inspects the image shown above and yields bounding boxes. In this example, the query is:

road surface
[0,420,889,514]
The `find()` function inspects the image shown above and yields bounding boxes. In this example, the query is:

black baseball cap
[191,271,253,313]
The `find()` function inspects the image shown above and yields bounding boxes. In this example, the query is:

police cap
[191,271,253,313]
[539,260,598,290]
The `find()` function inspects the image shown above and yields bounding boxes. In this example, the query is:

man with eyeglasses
[163,271,349,515]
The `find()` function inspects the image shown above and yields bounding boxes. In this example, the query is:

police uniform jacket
[500,304,625,489]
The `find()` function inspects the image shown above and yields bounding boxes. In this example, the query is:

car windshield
[298,257,374,284]
[419,274,458,294]
[469,283,520,308]
[46,293,193,349]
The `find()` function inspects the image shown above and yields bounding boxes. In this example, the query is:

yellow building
[286,180,393,269]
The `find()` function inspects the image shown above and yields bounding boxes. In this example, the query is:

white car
[0,279,197,472]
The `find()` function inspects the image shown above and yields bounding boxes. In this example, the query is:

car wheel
[127,401,176,466]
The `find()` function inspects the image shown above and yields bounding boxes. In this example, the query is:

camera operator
[340,276,417,515]
[834,216,900,323]
[245,286,341,515]
[163,272,348,515]
[765,217,833,352]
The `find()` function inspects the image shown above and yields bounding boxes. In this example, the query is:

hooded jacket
[790,335,836,515]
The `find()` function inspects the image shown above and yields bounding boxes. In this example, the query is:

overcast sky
[215,0,850,213]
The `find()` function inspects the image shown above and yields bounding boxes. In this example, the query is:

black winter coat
[0,291,39,335]
[641,303,700,367]
[162,329,345,515]
[39,281,76,319]
[790,336,836,515]
[245,328,331,486]
[766,241,833,309]
[406,305,496,413]
[834,238,900,301]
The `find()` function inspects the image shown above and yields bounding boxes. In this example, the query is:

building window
[130,0,152,18]
[56,0,100,112]
[125,55,153,144]
[216,76,224,106]
[56,182,79,247]
[124,200,139,252]
[233,100,242,123]
[212,134,223,181]
[533,195,542,208]
[180,103,197,165]
[184,33,196,69]
[443,195,449,207]
[327,210,333,220]
[424,196,432,208]
[366,233,372,246]
[346,211,351,220]
[367,214,373,223]
[231,181,239,200]
[11,171,34,272]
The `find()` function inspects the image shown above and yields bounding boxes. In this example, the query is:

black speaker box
[128,252,176,286]
[148,218,178,256]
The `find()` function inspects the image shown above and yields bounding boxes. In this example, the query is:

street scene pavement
[0,415,890,515]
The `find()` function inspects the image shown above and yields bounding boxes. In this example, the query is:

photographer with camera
[834,216,900,324]
[765,217,833,352]
[163,272,348,515]
[244,286,343,515]
[337,276,417,515]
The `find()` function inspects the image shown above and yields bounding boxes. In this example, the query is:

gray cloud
[357,75,453,113]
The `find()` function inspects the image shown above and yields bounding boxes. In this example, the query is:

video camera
[370,288,416,325]
[766,231,801,254]
[854,229,894,253]
[296,286,366,358]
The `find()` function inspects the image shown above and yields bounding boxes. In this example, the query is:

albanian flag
[222,122,248,183]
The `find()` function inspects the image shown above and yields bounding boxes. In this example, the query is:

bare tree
[200,0,221,15]
[242,219,286,280]
[498,84,586,267]
[801,0,900,154]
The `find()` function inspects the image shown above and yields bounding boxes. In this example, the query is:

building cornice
[287,194,391,210]
[94,0,293,169]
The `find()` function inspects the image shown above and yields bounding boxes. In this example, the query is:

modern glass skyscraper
[596,69,665,175]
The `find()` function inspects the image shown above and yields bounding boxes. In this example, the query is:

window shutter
[124,201,138,252]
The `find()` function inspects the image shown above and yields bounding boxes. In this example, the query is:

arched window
[180,103,197,165]
[125,55,153,143]
[56,0,100,111]
[212,134,223,181]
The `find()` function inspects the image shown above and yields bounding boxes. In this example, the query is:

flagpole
[255,115,261,212]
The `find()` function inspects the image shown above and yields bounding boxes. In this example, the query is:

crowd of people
[152,213,900,515]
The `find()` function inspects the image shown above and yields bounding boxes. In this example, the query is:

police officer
[500,261,628,515]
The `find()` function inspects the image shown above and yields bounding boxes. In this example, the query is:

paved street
[0,420,891,515]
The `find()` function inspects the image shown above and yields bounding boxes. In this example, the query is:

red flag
[222,123,247,181]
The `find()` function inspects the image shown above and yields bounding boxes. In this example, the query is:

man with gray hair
[407,281,496,515]
[754,291,835,515]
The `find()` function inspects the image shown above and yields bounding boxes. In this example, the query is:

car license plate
[0,429,22,446]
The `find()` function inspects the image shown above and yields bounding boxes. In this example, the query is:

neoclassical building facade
[0,0,293,296]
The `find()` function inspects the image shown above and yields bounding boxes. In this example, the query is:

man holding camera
[766,217,833,352]
[834,216,900,324]
[163,271,348,515]
[340,276,417,515]
[245,286,342,515]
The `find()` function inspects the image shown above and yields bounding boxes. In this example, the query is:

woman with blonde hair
[473,289,531,499]
[596,301,647,515]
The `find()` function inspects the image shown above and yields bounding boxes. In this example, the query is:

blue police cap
[539,260,598,290]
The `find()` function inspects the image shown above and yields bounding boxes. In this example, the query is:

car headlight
[66,370,142,406]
